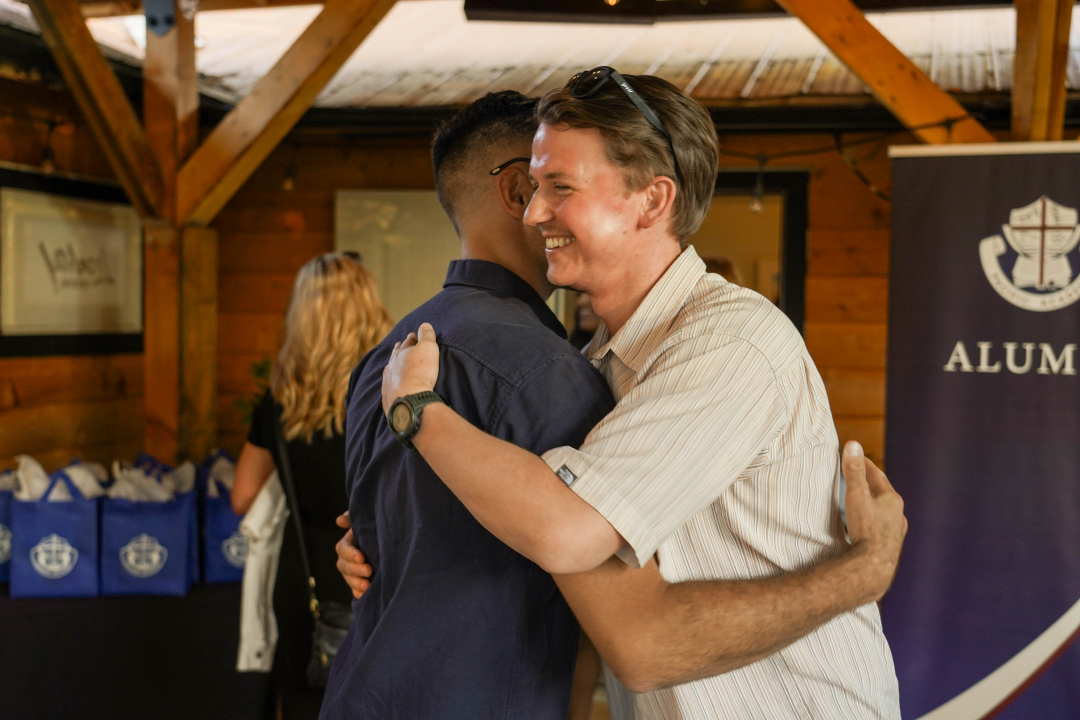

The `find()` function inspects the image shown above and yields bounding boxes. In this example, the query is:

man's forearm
[413,403,622,573]
[555,545,881,693]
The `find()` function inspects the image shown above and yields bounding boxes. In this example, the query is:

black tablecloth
[0,583,274,720]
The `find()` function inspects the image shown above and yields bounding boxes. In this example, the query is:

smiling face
[524,123,683,332]
[525,123,650,295]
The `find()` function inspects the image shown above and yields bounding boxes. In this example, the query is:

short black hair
[431,91,539,221]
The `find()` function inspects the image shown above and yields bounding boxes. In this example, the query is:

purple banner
[884,144,1080,720]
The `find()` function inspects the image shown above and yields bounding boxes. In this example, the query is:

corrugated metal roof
[5,0,1080,107]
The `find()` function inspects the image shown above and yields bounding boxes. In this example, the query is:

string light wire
[718,115,975,203]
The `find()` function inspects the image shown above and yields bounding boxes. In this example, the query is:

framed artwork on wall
[0,168,142,356]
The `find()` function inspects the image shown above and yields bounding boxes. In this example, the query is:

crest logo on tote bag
[221,531,248,569]
[980,196,1080,311]
[119,534,168,578]
[30,534,79,578]
[0,523,10,564]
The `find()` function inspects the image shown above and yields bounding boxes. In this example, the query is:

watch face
[391,402,413,434]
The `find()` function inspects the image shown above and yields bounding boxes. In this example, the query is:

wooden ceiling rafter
[77,0,324,17]
[25,0,165,217]
[175,0,399,227]
[1012,0,1072,141]
[774,0,997,144]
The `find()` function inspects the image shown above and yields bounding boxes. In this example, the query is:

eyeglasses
[489,157,531,176]
[566,66,682,186]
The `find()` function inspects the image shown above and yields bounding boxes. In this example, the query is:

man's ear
[638,176,678,231]
[496,167,532,220]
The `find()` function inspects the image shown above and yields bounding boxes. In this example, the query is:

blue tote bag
[10,470,101,598]
[134,454,199,587]
[101,493,194,596]
[98,457,196,596]
[202,451,247,583]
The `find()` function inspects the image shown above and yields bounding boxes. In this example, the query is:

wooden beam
[25,0,164,217]
[144,13,199,223]
[176,0,399,226]
[1013,0,1072,141]
[143,225,181,462]
[79,0,324,17]
[775,0,997,144]
[180,226,219,462]
[76,0,445,17]
[142,10,200,462]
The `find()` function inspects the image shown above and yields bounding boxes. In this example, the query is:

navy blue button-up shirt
[320,260,615,720]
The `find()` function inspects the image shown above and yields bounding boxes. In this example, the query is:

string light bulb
[282,143,300,192]
[749,156,766,214]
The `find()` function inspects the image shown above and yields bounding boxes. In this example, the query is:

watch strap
[407,390,444,412]
[392,391,445,449]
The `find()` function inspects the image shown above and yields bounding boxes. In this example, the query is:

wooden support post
[180,226,219,462]
[775,0,997,144]
[143,8,205,462]
[1013,0,1073,141]
[143,226,182,462]
[25,0,164,217]
[177,0,398,226]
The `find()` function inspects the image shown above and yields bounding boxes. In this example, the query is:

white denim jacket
[237,472,289,672]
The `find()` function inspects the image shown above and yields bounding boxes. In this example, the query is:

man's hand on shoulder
[335,512,372,599]
[841,441,907,603]
[382,323,441,415]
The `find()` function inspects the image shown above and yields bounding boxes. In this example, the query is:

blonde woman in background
[232,252,393,720]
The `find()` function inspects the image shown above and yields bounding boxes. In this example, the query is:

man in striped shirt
[381,72,903,719]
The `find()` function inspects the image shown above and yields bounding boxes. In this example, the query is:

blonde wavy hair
[270,252,393,442]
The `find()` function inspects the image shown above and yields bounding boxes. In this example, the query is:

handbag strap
[271,408,322,621]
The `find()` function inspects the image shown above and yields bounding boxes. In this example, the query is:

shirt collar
[443,259,567,339]
[588,246,706,372]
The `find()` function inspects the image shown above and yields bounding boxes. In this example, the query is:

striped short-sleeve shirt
[542,247,901,720]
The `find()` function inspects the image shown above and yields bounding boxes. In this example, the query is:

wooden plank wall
[214,135,434,454]
[0,78,145,471]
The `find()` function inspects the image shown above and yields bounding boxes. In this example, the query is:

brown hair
[270,253,394,442]
[537,73,719,244]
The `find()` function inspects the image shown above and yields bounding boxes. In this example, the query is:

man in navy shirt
[321,92,613,719]
[324,91,905,718]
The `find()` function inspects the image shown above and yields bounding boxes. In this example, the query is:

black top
[320,261,616,720]
[247,390,352,607]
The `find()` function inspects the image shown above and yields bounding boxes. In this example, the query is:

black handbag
[272,411,353,688]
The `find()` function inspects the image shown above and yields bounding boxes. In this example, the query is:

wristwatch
[387,391,445,449]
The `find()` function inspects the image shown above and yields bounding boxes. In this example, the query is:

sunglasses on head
[566,66,682,186]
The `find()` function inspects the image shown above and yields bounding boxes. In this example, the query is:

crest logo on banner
[30,534,79,578]
[980,196,1080,311]
[0,523,10,564]
[221,531,248,569]
[120,534,168,578]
